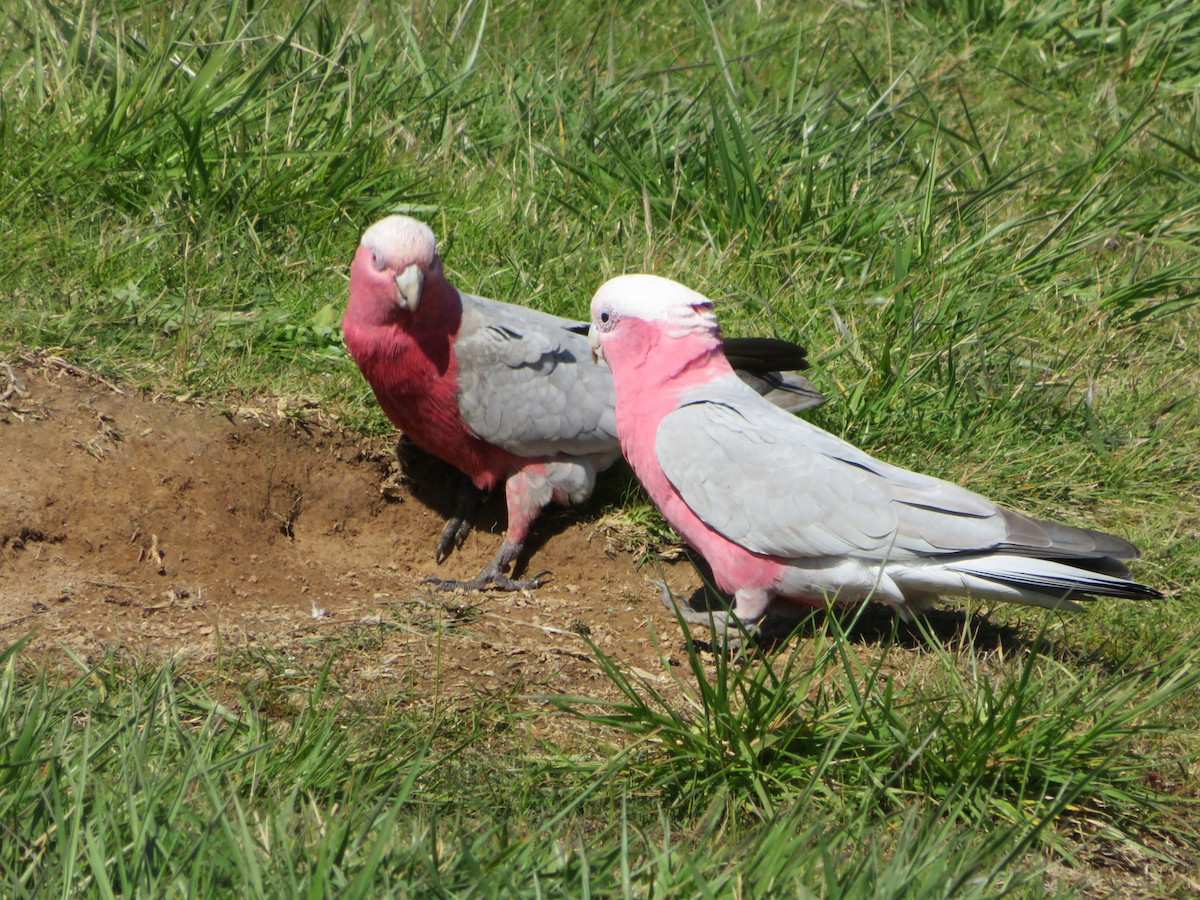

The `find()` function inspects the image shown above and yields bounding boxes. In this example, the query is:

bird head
[348,216,444,323]
[589,274,720,364]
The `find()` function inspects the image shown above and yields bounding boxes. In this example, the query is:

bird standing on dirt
[343,216,823,590]
[588,274,1161,638]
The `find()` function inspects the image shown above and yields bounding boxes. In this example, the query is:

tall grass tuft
[554,610,1200,861]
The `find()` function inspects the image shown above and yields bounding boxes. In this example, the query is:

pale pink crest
[591,274,719,340]
[360,215,438,270]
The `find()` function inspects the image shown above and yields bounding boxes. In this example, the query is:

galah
[342,216,824,591]
[588,274,1161,638]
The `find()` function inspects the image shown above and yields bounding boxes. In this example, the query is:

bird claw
[434,478,484,562]
[653,581,755,656]
[653,580,727,627]
[434,516,474,563]
[422,569,550,592]
[489,570,550,591]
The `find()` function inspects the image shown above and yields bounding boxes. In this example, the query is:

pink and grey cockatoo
[342,216,824,590]
[588,274,1161,637]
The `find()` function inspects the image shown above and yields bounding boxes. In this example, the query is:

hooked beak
[394,263,424,312]
[588,327,605,365]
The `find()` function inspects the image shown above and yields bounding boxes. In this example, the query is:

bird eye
[600,311,610,324]
[370,248,386,271]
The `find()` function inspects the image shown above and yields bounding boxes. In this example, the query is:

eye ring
[370,248,386,271]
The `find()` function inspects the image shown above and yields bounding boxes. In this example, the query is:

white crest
[592,274,719,337]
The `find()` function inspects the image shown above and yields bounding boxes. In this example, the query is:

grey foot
[653,582,821,652]
[435,516,474,563]
[434,478,485,563]
[653,581,759,654]
[423,567,550,592]
[653,580,738,629]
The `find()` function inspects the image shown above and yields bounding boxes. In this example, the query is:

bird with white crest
[588,273,1161,640]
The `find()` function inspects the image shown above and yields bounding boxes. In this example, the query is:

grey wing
[455,293,618,457]
[655,375,1023,561]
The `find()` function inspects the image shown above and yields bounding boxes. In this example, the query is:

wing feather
[455,294,618,457]
[655,374,1043,562]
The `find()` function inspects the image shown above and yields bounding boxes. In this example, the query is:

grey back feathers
[455,293,619,457]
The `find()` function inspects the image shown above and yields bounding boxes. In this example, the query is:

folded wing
[655,374,1145,584]
[455,295,618,457]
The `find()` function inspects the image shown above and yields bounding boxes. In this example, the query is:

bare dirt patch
[0,357,1146,702]
[0,356,1079,693]
[0,357,696,697]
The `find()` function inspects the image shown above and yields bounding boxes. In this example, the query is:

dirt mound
[0,357,696,695]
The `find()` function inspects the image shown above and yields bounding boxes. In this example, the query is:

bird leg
[655,581,780,653]
[653,580,733,628]
[423,470,553,591]
[435,476,485,563]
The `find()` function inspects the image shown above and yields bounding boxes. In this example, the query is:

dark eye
[600,311,610,324]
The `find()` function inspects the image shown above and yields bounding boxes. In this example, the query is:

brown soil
[0,355,1084,689]
[0,355,720,697]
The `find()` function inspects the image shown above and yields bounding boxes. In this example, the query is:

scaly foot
[653,581,762,655]
[435,515,475,563]
[423,566,550,592]
[434,478,485,563]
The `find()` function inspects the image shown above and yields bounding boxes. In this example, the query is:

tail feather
[722,336,824,412]
[997,507,1140,561]
[946,555,1162,602]
[722,336,810,373]
[737,371,826,412]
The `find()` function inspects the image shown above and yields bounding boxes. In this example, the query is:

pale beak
[394,263,424,312]
[588,327,605,365]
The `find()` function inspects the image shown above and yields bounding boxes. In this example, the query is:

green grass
[2,0,1200,894]
[558,610,1199,838]
[3,617,1196,896]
